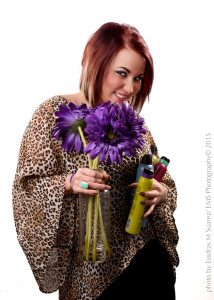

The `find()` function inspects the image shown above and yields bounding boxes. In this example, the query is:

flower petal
[74,134,83,153]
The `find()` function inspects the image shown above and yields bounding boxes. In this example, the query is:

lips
[114,92,129,101]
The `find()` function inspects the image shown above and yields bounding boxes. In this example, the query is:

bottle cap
[159,156,170,167]
[142,168,154,179]
[140,154,153,165]
[150,145,157,155]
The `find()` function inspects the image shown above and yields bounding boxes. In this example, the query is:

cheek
[134,83,142,95]
[105,75,118,91]
[101,75,116,100]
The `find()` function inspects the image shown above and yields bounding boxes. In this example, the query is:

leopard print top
[12,95,179,299]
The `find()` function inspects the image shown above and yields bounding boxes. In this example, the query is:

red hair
[80,22,154,112]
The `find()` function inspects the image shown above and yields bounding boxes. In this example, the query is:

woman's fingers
[143,204,155,218]
[126,179,167,218]
[140,197,159,207]
[86,181,111,191]
[73,186,99,195]
[140,190,158,199]
[71,168,111,194]
[128,182,138,188]
[137,181,166,217]
[99,169,112,180]
[78,168,105,179]
[76,173,111,189]
[75,174,105,185]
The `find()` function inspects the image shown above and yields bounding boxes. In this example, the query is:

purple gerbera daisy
[84,101,147,165]
[53,103,90,153]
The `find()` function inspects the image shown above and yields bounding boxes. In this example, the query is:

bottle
[150,145,159,165]
[131,154,153,228]
[134,154,153,229]
[127,154,153,208]
[135,154,154,183]
[125,168,153,235]
[142,156,170,228]
[154,156,170,182]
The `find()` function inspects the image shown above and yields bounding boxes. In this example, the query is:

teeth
[115,92,126,99]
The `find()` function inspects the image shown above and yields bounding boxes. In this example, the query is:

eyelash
[116,71,143,82]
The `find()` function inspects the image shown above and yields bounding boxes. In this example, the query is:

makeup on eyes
[115,69,144,81]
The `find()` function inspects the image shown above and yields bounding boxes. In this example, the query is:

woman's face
[100,47,146,104]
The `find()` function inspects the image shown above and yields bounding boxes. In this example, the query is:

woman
[12,22,179,299]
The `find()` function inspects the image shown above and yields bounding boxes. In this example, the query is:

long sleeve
[143,123,179,268]
[12,99,76,292]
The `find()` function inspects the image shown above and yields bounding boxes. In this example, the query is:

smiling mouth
[114,92,128,100]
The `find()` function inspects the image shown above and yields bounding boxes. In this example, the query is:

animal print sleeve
[12,99,75,293]
[143,123,177,214]
[143,123,179,268]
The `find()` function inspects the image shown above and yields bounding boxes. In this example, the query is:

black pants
[97,239,176,300]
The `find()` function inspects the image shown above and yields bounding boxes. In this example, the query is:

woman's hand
[65,168,111,195]
[128,179,167,217]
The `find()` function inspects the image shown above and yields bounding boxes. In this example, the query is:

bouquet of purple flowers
[53,100,147,261]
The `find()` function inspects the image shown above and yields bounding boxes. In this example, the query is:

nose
[123,79,134,95]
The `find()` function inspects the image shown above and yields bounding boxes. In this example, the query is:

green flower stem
[78,126,92,169]
[85,195,93,260]
[98,194,111,257]
[78,126,110,261]
[85,194,93,249]
[91,155,99,261]
[92,155,110,259]
[78,125,93,260]
[93,194,99,261]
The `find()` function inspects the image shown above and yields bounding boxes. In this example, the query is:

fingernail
[106,185,111,189]
[141,201,146,205]
[140,192,145,196]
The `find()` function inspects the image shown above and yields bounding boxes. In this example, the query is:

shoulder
[142,121,160,156]
[29,95,67,123]
[59,92,89,106]
[37,95,67,115]
[23,96,67,139]
[143,121,153,143]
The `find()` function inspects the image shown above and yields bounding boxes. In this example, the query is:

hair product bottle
[127,154,153,209]
[154,156,170,182]
[125,168,153,235]
[150,145,159,165]
[135,154,154,183]
[132,154,153,228]
[134,154,153,229]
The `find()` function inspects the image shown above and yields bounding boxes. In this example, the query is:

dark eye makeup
[116,71,127,77]
[116,71,144,82]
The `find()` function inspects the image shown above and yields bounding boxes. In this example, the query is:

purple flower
[53,103,90,153]
[84,101,147,165]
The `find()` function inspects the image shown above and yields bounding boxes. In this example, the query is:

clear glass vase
[79,190,111,262]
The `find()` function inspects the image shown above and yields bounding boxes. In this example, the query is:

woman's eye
[116,71,143,82]
[134,76,143,82]
[116,71,127,77]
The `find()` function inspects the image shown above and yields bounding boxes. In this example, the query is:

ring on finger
[80,181,89,189]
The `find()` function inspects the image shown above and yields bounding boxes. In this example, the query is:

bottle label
[126,218,132,230]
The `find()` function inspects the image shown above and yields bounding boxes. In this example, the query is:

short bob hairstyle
[79,22,154,113]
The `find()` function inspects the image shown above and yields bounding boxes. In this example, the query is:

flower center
[70,118,86,134]
[107,132,115,140]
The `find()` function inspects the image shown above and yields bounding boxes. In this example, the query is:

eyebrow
[119,67,144,76]
[119,67,130,73]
